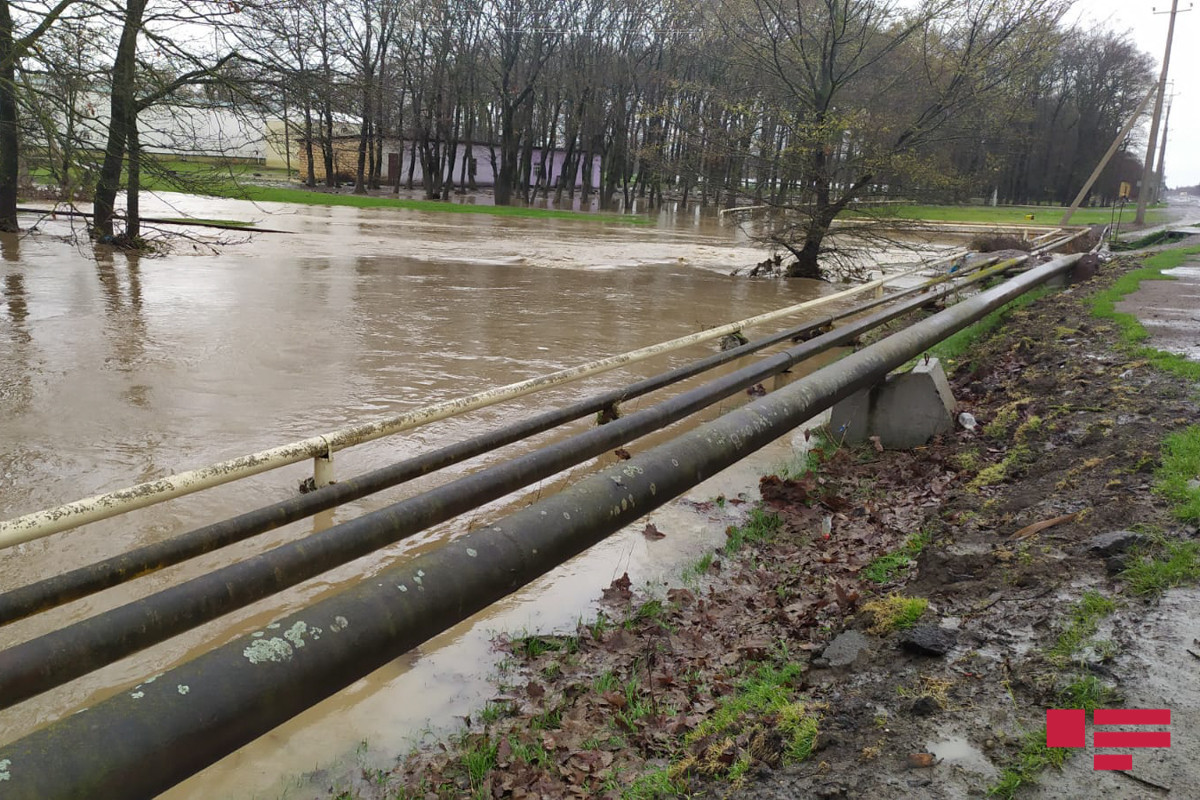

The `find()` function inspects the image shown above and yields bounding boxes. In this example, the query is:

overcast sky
[1076,0,1198,186]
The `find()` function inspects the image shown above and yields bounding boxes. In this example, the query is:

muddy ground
[322,251,1200,800]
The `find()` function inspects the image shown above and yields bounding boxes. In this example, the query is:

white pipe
[0,266,929,549]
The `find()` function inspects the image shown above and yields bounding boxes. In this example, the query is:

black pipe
[0,254,1079,800]
[0,260,1016,709]
[0,257,1002,627]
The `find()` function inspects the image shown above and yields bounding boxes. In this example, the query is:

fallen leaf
[600,691,627,709]
[614,448,632,461]
[643,522,666,540]
[667,587,696,606]
[601,573,633,602]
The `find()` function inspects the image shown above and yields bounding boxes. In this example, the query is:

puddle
[926,735,998,778]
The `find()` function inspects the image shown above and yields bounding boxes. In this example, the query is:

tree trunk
[353,88,371,194]
[495,103,518,206]
[0,1,19,232]
[303,102,316,187]
[321,103,336,187]
[94,0,146,239]
[125,115,140,241]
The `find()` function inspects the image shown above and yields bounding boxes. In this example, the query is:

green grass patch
[1111,230,1188,251]
[511,633,579,659]
[849,203,1165,227]
[987,729,1069,799]
[459,735,499,800]
[223,183,648,223]
[1156,426,1200,524]
[146,160,645,224]
[776,431,830,480]
[1122,538,1200,596]
[33,157,647,224]
[863,531,931,584]
[862,594,928,633]
[624,599,670,631]
[967,446,1032,492]
[622,767,684,799]
[684,661,819,773]
[1089,245,1200,381]
[1059,674,1119,711]
[925,287,1052,372]
[477,701,513,724]
[682,551,715,584]
[724,507,783,554]
[622,661,818,797]
[1047,591,1117,664]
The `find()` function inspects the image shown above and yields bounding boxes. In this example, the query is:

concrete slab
[830,357,957,450]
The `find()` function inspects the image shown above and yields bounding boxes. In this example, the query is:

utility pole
[1136,0,1190,225]
[1153,86,1174,203]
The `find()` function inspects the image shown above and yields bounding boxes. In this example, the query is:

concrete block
[828,357,957,450]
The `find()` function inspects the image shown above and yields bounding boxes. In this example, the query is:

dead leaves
[642,522,666,540]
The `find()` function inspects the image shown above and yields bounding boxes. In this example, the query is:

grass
[924,287,1052,371]
[967,445,1032,492]
[724,507,782,555]
[144,159,647,224]
[683,662,819,772]
[623,767,684,799]
[988,660,1120,797]
[1122,538,1200,596]
[460,735,499,799]
[987,729,1069,799]
[1059,674,1119,711]
[511,633,579,659]
[1111,230,1189,252]
[1156,426,1200,524]
[1089,245,1200,381]
[477,701,513,724]
[1047,591,1117,664]
[863,531,931,584]
[861,594,928,634]
[624,599,670,631]
[777,432,830,480]
[621,661,819,798]
[682,552,715,584]
[849,203,1166,227]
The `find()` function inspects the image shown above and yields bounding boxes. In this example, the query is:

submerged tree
[0,0,85,231]
[722,0,1073,278]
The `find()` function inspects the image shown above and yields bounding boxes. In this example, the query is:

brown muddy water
[0,193,960,798]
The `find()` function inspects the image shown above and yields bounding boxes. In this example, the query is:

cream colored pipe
[0,263,939,549]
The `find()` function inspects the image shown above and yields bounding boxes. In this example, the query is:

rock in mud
[1087,530,1146,557]
[900,626,958,657]
[820,631,872,668]
[1105,555,1131,576]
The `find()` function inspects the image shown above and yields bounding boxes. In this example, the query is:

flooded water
[0,193,953,797]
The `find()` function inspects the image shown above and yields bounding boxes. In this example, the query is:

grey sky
[1068,0,1196,186]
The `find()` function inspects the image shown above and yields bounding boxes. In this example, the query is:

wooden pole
[1060,86,1157,226]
